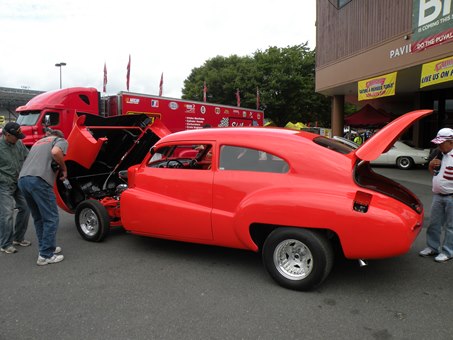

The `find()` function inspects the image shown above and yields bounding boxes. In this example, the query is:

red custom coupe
[56,110,432,291]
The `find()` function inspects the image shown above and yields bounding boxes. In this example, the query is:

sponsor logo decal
[184,104,196,113]
[126,97,140,104]
[169,102,179,110]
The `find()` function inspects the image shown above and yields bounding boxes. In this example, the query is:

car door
[211,145,289,246]
[122,142,214,241]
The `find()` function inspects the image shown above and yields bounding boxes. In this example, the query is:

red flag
[126,54,131,91]
[256,87,260,110]
[103,62,107,93]
[236,89,241,107]
[159,72,163,96]
[203,81,207,102]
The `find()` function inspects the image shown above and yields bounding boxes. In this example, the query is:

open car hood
[355,109,432,161]
[56,114,170,213]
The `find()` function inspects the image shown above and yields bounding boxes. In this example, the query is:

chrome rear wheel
[273,239,313,280]
[263,228,334,291]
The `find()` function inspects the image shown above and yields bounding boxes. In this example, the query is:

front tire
[75,200,110,242]
[396,156,414,170]
[262,228,334,291]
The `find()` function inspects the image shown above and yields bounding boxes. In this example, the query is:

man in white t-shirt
[419,128,453,263]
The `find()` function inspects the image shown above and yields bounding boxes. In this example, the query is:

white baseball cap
[431,128,453,144]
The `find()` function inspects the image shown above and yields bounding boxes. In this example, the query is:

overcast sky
[0,0,316,98]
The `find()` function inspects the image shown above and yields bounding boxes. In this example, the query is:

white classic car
[333,136,430,170]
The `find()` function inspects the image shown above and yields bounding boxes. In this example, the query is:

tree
[181,44,331,127]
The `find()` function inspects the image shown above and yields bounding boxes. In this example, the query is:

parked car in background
[333,136,430,170]
[56,110,432,291]
[372,141,430,170]
[332,135,360,149]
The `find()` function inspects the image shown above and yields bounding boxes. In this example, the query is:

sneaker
[36,254,64,266]
[434,253,452,263]
[419,247,436,257]
[54,246,62,254]
[13,240,31,247]
[1,246,18,254]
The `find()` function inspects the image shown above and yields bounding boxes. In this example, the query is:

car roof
[159,126,318,147]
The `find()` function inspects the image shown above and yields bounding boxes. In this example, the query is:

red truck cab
[16,87,100,146]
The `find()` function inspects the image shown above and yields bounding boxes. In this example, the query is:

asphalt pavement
[1,167,453,340]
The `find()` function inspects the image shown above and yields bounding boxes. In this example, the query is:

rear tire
[396,156,414,170]
[75,200,110,242]
[262,228,334,291]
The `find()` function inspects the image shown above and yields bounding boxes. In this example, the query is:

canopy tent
[284,121,307,130]
[344,104,393,128]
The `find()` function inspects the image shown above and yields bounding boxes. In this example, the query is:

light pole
[55,62,67,89]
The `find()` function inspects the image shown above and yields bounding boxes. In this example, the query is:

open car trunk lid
[354,109,432,162]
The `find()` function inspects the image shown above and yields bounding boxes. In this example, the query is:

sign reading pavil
[358,72,397,101]
[420,55,453,88]
[412,0,453,52]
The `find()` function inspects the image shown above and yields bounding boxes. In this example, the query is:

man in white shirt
[419,128,453,262]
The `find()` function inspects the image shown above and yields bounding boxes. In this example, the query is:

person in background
[0,122,31,254]
[419,128,453,263]
[353,133,363,145]
[18,129,68,265]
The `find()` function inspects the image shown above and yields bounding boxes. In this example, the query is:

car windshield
[16,111,41,126]
[313,136,355,154]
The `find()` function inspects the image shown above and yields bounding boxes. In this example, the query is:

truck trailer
[15,87,264,146]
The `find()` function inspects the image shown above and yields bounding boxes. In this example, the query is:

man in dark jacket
[0,122,30,254]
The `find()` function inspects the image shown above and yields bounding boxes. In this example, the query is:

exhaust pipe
[358,259,368,267]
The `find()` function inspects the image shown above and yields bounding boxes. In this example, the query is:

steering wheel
[166,159,184,168]
[189,159,200,168]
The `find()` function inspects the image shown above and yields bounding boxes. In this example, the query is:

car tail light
[353,191,372,213]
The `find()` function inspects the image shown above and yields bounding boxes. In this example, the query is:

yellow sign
[420,56,453,88]
[358,72,397,101]
[0,116,4,124]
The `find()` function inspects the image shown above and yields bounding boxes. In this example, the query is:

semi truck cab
[15,87,101,146]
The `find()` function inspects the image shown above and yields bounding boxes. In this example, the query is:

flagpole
[126,54,131,91]
[103,62,107,93]
[256,86,260,110]
[203,81,207,102]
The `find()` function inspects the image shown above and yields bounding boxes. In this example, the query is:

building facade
[315,0,453,147]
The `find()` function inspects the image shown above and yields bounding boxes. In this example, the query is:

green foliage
[181,44,331,127]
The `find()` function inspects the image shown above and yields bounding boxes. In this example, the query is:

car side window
[219,145,288,173]
[148,144,212,170]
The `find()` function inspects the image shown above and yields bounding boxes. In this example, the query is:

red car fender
[229,185,422,259]
[227,186,353,251]
[339,193,423,258]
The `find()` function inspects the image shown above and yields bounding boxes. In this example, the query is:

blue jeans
[0,183,30,249]
[18,176,59,258]
[426,194,453,257]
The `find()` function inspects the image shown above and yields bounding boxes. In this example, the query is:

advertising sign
[412,0,453,52]
[420,55,453,88]
[358,72,397,101]
[120,94,263,132]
